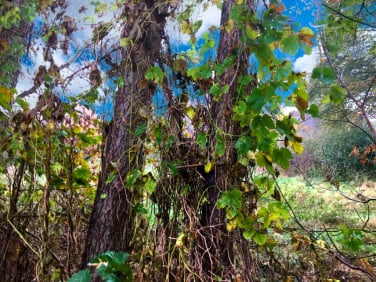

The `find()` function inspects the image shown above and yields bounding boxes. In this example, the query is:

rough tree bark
[199,0,257,278]
[82,0,170,269]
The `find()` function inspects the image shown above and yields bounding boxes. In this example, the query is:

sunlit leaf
[253,232,267,245]
[290,141,304,154]
[204,161,213,173]
[280,35,300,56]
[145,66,165,85]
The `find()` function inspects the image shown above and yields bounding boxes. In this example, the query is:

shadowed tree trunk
[82,0,170,269]
[199,0,257,278]
[0,4,39,281]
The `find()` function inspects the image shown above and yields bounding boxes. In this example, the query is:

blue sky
[17,0,320,118]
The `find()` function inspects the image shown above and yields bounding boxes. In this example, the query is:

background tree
[311,0,376,140]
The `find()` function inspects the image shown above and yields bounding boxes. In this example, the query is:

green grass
[276,176,376,256]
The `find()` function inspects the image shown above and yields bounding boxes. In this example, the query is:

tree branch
[323,3,376,29]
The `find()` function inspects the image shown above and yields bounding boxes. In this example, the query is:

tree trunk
[82,0,169,268]
[199,0,257,278]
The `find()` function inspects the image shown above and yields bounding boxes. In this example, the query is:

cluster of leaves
[0,0,38,87]
[0,92,101,280]
[69,251,132,282]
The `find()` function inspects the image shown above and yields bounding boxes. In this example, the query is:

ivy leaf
[307,104,319,117]
[248,88,266,113]
[134,124,147,137]
[272,147,292,169]
[210,83,223,99]
[145,66,165,85]
[187,64,211,80]
[311,67,336,84]
[217,189,242,210]
[196,132,207,149]
[215,131,226,157]
[243,229,255,240]
[145,178,157,194]
[295,95,308,112]
[253,232,268,245]
[184,106,196,120]
[68,269,91,282]
[280,35,300,56]
[92,251,132,282]
[235,136,253,155]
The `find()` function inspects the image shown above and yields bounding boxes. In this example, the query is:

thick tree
[82,0,171,268]
[198,0,257,277]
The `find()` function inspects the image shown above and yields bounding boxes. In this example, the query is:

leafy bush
[304,124,375,179]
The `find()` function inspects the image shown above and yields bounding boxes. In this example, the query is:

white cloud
[166,1,221,44]
[293,47,319,73]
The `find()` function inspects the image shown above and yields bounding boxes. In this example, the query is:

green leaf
[234,100,247,116]
[215,132,226,157]
[73,167,91,186]
[106,172,116,184]
[235,136,253,155]
[217,189,242,210]
[134,124,147,137]
[209,83,223,99]
[92,251,132,281]
[329,84,346,104]
[264,29,283,44]
[248,88,266,113]
[68,269,91,282]
[196,132,207,149]
[145,178,157,194]
[16,97,29,110]
[262,115,275,129]
[145,66,165,85]
[307,104,319,117]
[192,20,202,33]
[187,64,212,80]
[243,229,255,240]
[311,67,336,84]
[272,147,292,169]
[280,35,300,56]
[253,232,268,245]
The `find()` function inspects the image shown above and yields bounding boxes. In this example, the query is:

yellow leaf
[291,141,304,154]
[204,161,213,173]
[247,150,256,160]
[0,85,14,110]
[184,106,196,120]
[295,95,308,112]
[224,19,234,33]
[264,154,273,163]
[176,232,186,248]
[181,20,192,35]
[226,219,237,232]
